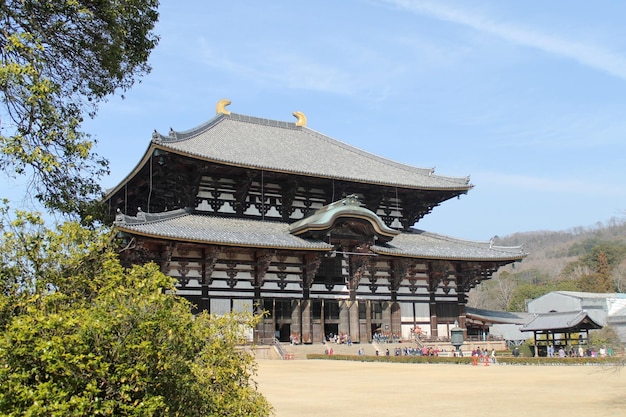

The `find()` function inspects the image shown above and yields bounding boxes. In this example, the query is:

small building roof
[466,307,533,325]
[149,110,472,191]
[520,311,603,332]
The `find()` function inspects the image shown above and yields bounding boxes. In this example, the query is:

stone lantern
[450,326,464,355]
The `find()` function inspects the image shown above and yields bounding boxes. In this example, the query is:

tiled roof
[520,311,603,332]
[152,112,471,190]
[466,307,533,325]
[114,209,524,261]
[114,209,333,250]
[372,229,526,262]
[551,291,625,299]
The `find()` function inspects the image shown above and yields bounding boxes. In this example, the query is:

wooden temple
[106,99,526,344]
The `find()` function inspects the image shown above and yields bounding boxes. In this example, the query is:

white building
[527,291,626,343]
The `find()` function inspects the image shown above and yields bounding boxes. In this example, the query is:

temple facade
[106,99,525,344]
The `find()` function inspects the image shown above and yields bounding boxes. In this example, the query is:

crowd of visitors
[547,344,612,358]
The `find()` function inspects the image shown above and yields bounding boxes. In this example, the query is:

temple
[106,99,526,344]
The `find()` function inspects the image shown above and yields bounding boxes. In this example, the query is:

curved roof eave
[289,195,400,238]
[113,209,334,251]
[104,141,159,198]
[371,229,527,262]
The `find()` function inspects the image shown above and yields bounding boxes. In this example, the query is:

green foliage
[505,268,550,285]
[567,238,603,257]
[0,207,272,416]
[562,240,626,281]
[508,283,544,311]
[589,326,621,350]
[581,242,626,271]
[0,0,159,216]
[306,353,621,366]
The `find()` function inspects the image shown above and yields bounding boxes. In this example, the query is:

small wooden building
[521,311,603,356]
[106,100,526,344]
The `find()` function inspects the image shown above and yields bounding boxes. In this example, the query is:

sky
[5,0,626,241]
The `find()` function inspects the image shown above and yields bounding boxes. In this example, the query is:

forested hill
[468,216,626,311]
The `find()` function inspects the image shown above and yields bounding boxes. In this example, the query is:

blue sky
[6,0,626,241]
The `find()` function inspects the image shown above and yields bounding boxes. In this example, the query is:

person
[548,345,554,357]
[491,348,497,364]
[513,346,520,357]
[414,325,422,340]
[358,347,364,356]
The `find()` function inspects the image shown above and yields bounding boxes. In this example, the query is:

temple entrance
[324,323,339,342]
[276,323,291,343]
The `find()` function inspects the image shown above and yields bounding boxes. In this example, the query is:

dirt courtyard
[255,359,626,417]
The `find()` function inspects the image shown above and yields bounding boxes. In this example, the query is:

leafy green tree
[589,326,622,352]
[0,0,159,216]
[581,242,626,271]
[0,206,272,416]
[576,251,614,293]
[507,283,550,312]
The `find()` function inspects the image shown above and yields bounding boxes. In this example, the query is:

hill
[468,216,626,311]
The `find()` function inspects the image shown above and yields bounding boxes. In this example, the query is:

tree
[0,0,159,217]
[491,271,518,310]
[576,251,614,293]
[0,206,272,416]
[612,260,626,293]
[507,283,550,312]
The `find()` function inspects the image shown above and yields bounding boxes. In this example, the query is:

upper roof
[147,101,472,191]
[113,207,525,262]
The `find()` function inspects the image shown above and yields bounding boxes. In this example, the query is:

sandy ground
[255,359,626,417]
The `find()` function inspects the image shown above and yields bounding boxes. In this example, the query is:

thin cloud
[196,38,364,95]
[476,172,626,196]
[382,0,626,80]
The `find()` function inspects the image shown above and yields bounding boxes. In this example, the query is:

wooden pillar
[302,253,320,344]
[429,293,438,338]
[457,291,468,339]
[382,301,392,336]
[291,299,301,343]
[301,300,312,344]
[391,301,401,339]
[365,300,372,343]
[348,300,360,343]
[339,300,350,337]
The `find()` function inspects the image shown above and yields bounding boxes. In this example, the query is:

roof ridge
[114,207,191,225]
[409,228,525,254]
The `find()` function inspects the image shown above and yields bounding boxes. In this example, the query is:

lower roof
[114,208,526,262]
